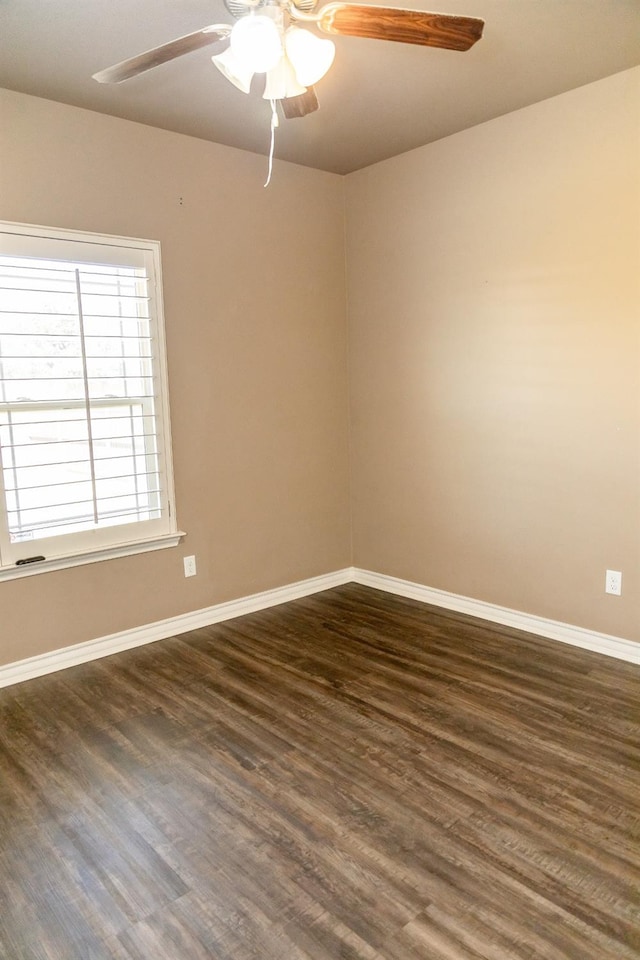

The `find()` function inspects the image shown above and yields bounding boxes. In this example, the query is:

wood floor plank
[1,584,638,959]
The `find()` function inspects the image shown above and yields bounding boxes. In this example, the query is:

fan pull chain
[264,99,279,188]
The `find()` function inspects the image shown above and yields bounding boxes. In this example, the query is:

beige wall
[345,67,640,642]
[1,68,638,670]
[0,89,351,666]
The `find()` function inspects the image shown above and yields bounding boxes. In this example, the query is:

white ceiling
[1,1,638,174]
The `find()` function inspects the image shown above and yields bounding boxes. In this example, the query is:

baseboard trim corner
[0,567,355,689]
[352,568,639,665]
[2,563,637,688]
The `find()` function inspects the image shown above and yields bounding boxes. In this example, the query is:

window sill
[0,531,186,582]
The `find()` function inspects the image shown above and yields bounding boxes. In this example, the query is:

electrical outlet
[183,555,197,578]
[605,569,622,596]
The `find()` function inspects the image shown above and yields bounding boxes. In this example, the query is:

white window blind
[0,222,178,572]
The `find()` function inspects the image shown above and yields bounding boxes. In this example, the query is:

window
[0,222,181,578]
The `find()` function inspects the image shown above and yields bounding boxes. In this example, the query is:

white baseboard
[352,568,640,665]
[1,564,637,688]
[0,567,354,689]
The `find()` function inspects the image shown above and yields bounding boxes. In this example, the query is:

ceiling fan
[93,1,484,120]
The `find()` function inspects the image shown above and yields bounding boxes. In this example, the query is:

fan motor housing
[223,0,317,19]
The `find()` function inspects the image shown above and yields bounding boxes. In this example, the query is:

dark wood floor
[1,584,639,960]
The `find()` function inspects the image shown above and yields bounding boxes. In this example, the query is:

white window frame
[0,221,183,581]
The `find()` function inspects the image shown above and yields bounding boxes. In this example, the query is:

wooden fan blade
[92,25,230,83]
[281,86,319,119]
[316,4,483,50]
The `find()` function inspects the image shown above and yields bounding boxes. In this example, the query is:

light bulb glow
[230,15,283,74]
[285,27,335,87]
[211,48,254,94]
[263,56,307,100]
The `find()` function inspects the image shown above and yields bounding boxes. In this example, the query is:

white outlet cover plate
[605,569,622,596]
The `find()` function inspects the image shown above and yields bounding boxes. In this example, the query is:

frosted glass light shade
[263,56,307,100]
[285,27,335,86]
[211,47,254,93]
[230,15,283,74]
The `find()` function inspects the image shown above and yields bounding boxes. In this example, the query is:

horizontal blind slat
[0,262,148,276]
[4,452,163,473]
[3,470,163,493]
[0,415,155,429]
[0,332,152,339]
[0,289,148,301]
[3,431,158,448]
[0,395,161,405]
[0,355,153,360]
[1,375,155,381]
[0,312,149,320]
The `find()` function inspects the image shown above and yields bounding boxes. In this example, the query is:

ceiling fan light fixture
[230,14,283,74]
[263,56,307,100]
[285,27,335,87]
[211,47,254,93]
